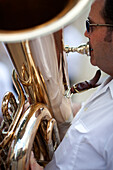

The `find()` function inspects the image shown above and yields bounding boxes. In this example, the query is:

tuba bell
[0,0,92,169]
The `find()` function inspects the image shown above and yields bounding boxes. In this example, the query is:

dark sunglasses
[86,19,113,33]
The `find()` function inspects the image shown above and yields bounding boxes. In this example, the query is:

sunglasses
[86,19,113,33]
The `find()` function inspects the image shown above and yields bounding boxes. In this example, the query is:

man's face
[85,0,113,76]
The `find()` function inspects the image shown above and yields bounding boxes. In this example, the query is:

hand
[30,151,44,170]
[72,103,81,117]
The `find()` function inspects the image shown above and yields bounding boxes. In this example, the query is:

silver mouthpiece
[64,42,90,56]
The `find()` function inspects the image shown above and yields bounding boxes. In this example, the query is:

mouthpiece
[64,42,90,56]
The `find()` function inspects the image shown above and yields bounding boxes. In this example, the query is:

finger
[30,151,43,170]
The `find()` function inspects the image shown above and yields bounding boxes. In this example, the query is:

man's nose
[84,30,90,38]
[84,30,88,37]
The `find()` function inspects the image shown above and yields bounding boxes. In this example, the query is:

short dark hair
[102,0,113,25]
[101,0,113,41]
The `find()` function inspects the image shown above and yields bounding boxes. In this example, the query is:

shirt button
[65,134,68,138]
[84,107,88,111]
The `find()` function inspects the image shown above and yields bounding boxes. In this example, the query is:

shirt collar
[85,76,113,103]
[108,78,113,99]
[100,76,113,99]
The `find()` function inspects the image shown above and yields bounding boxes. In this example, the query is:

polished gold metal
[73,85,80,93]
[0,0,91,42]
[64,42,90,56]
[0,0,90,169]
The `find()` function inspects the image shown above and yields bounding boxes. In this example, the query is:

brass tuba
[0,0,92,169]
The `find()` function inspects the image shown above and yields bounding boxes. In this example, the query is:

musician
[30,0,113,169]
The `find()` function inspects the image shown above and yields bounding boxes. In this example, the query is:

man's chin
[90,57,96,66]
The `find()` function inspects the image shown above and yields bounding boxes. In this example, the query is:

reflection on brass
[0,70,25,148]
[64,42,90,56]
[0,42,60,169]
[2,92,18,125]
[0,0,90,169]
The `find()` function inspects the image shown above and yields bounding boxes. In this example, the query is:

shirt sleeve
[105,134,113,170]
[44,155,56,170]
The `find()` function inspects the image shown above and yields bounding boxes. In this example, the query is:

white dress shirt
[45,76,113,170]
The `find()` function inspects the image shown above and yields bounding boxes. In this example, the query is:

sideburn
[104,27,113,42]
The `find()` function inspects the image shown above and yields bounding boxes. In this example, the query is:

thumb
[30,151,43,170]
